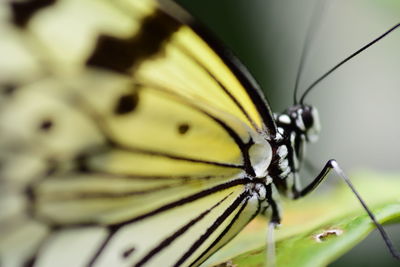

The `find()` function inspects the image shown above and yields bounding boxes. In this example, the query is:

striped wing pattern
[0,0,273,266]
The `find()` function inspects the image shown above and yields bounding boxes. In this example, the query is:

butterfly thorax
[269,105,321,197]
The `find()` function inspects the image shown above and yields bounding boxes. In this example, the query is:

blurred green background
[177,0,400,266]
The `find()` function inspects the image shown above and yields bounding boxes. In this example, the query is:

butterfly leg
[266,221,278,267]
[265,184,281,267]
[293,159,400,260]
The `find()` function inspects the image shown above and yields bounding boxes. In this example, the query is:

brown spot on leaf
[314,228,344,242]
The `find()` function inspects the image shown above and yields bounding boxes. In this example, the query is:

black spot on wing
[75,153,90,173]
[114,93,139,115]
[177,123,190,135]
[122,246,135,259]
[45,159,59,176]
[25,185,36,203]
[10,0,57,28]
[87,10,181,73]
[38,118,54,132]
[1,84,17,96]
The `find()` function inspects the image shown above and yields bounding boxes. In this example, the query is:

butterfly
[0,0,399,267]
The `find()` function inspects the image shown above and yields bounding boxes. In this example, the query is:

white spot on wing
[277,145,288,158]
[248,132,272,177]
[278,114,291,124]
[279,159,289,169]
[254,184,266,200]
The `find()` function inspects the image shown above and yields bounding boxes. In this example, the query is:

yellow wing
[0,0,274,266]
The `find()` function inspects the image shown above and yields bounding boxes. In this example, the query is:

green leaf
[203,171,400,267]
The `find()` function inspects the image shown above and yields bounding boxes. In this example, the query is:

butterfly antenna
[293,0,328,104]
[300,23,400,104]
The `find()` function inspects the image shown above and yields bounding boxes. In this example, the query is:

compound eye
[302,107,314,129]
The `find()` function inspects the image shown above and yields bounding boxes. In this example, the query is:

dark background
[176,0,400,266]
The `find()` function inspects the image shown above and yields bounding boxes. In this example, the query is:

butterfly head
[274,105,321,176]
[295,105,320,142]
[280,105,321,143]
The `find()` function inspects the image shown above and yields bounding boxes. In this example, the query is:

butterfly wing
[0,0,274,266]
